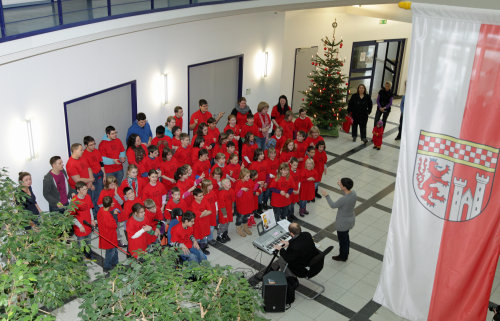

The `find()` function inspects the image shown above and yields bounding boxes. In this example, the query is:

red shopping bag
[342,114,353,133]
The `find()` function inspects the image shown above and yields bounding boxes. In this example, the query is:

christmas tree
[301,20,348,136]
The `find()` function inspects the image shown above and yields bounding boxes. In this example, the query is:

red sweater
[70,195,93,237]
[234,179,255,215]
[240,123,259,139]
[294,117,313,133]
[204,190,218,226]
[299,168,317,201]
[280,120,295,141]
[127,216,150,258]
[192,159,211,178]
[126,144,148,166]
[99,138,125,173]
[218,189,235,224]
[159,158,179,191]
[81,149,103,175]
[141,182,166,210]
[225,163,241,182]
[190,110,213,133]
[313,150,327,180]
[224,124,241,137]
[242,143,258,166]
[66,157,90,189]
[190,198,211,239]
[289,168,301,203]
[97,208,117,249]
[269,176,295,208]
[165,198,188,220]
[174,146,192,166]
[249,160,267,184]
[170,223,194,248]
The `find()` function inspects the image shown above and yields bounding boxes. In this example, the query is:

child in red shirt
[211,153,227,177]
[249,149,267,215]
[223,141,238,161]
[201,179,218,245]
[242,133,258,166]
[212,133,229,163]
[143,199,162,245]
[299,158,317,216]
[234,168,254,237]
[170,126,182,152]
[81,136,105,218]
[294,131,308,163]
[288,158,301,218]
[97,196,119,272]
[225,153,241,183]
[165,187,187,242]
[192,149,211,179]
[127,203,152,258]
[174,165,198,203]
[372,120,384,150]
[151,125,171,157]
[190,188,212,255]
[99,126,126,183]
[206,118,220,152]
[314,141,328,198]
[280,110,295,140]
[224,114,241,141]
[306,126,325,148]
[70,182,95,259]
[191,135,206,165]
[122,187,143,241]
[160,148,178,193]
[169,211,206,263]
[141,145,161,177]
[280,139,296,164]
[141,170,167,212]
[210,167,223,191]
[248,170,262,227]
[262,147,279,210]
[269,163,295,222]
[173,133,192,166]
[217,178,234,243]
[294,108,313,134]
[118,164,144,201]
[270,127,285,154]
[240,114,259,141]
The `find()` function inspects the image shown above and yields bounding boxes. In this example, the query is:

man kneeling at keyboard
[272,223,319,277]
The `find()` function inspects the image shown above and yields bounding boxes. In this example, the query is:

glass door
[347,41,377,99]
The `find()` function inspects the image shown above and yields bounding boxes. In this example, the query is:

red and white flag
[373,3,500,321]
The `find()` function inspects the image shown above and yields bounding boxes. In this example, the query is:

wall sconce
[263,51,269,78]
[26,119,36,160]
[161,73,168,105]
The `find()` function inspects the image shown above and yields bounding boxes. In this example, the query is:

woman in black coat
[347,84,373,144]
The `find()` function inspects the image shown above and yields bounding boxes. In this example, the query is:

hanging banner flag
[374,3,500,321]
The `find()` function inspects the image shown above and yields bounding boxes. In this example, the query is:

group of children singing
[68,102,328,270]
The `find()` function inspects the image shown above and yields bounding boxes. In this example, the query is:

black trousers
[352,116,368,140]
[374,109,390,130]
[337,230,350,260]
[397,113,403,137]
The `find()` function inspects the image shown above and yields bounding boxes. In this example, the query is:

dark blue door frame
[187,54,244,131]
[63,80,137,156]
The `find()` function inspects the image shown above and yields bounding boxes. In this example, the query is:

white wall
[0,11,285,209]
[280,8,412,100]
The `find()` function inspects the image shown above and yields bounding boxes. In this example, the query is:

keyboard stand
[253,249,280,282]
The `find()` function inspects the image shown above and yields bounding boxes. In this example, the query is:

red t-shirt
[127,216,150,258]
[242,143,258,166]
[141,182,167,211]
[299,168,317,201]
[234,179,255,215]
[170,223,194,249]
[122,198,143,222]
[126,144,148,166]
[192,159,211,178]
[174,146,192,166]
[218,189,235,224]
[204,190,218,226]
[249,160,267,183]
[224,124,241,137]
[66,157,90,189]
[294,117,313,134]
[145,208,163,244]
[280,150,296,164]
[305,135,325,148]
[271,105,289,125]
[265,157,280,180]
[225,163,241,182]
[206,128,220,146]
[97,208,117,249]
[118,177,145,201]
[289,168,301,203]
[151,136,171,157]
[269,176,294,208]
[70,194,93,237]
[271,135,285,153]
[159,158,179,191]
[280,120,295,141]
[295,140,309,158]
[235,112,248,127]
[165,198,188,220]
[314,150,327,179]
[81,149,103,175]
[175,116,183,130]
[190,198,211,240]
[99,138,125,173]
[171,137,182,150]
[141,156,161,176]
[190,110,213,133]
[240,123,259,140]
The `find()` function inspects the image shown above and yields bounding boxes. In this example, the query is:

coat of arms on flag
[413,130,499,221]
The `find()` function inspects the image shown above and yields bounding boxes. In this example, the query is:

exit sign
[380,19,388,24]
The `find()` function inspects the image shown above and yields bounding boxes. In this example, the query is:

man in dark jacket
[273,223,319,277]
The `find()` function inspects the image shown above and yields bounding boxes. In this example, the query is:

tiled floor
[53,105,500,321]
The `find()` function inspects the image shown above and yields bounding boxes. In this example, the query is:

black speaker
[262,271,287,312]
